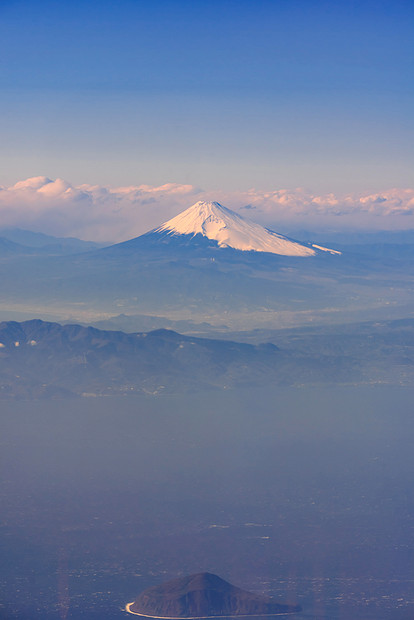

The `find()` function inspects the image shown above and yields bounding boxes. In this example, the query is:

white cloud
[0,177,413,241]
[0,177,201,241]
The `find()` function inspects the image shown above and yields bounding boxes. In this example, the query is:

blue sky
[1,0,413,193]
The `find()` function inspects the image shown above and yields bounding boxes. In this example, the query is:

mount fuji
[115,200,340,257]
[2,200,378,331]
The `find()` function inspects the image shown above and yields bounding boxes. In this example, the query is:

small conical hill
[127,572,301,617]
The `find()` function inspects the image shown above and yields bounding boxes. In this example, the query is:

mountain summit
[151,200,339,257]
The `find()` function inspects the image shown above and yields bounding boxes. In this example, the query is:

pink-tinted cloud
[0,177,201,241]
[0,177,413,241]
[218,187,414,231]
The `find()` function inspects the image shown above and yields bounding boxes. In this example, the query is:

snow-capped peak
[153,201,340,257]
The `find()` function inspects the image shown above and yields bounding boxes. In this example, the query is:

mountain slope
[0,228,104,254]
[128,572,301,617]
[0,237,36,256]
[145,201,340,257]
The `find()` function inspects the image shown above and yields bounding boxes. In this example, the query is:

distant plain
[1,387,414,619]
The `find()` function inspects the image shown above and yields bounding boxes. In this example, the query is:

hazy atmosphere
[1,1,413,619]
[1,1,413,239]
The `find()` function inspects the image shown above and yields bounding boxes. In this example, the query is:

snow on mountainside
[153,201,340,257]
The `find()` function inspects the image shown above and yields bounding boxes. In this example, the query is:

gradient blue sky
[1,0,413,193]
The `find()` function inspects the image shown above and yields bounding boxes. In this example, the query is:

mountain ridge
[2,317,414,399]
[0,228,105,256]
[0,319,281,398]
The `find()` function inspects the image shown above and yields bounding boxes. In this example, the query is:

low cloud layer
[1,177,414,242]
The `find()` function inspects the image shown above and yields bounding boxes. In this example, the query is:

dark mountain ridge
[1,317,413,399]
[0,319,279,399]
